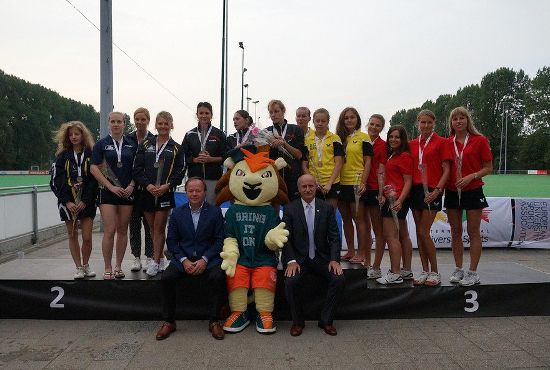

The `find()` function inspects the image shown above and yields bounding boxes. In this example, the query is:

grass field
[0,174,549,197]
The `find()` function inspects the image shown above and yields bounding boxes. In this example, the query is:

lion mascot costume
[215,146,289,334]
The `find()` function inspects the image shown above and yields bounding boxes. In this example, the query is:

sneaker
[159,258,169,272]
[425,272,441,286]
[256,312,276,334]
[130,257,142,272]
[74,266,85,279]
[82,264,96,278]
[400,269,413,280]
[143,257,153,272]
[376,271,404,285]
[223,311,250,333]
[459,271,480,286]
[413,271,429,285]
[366,267,382,279]
[449,268,465,283]
[146,261,160,277]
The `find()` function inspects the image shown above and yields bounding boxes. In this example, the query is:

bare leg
[412,209,428,272]
[153,210,170,263]
[399,219,413,272]
[114,205,133,270]
[466,209,483,271]
[355,202,371,265]
[80,217,94,266]
[382,218,401,274]
[447,209,464,269]
[99,204,117,272]
[368,205,385,269]
[338,201,356,258]
[64,221,82,267]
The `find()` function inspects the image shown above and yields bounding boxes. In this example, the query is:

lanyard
[199,125,213,152]
[73,151,83,180]
[418,132,434,166]
[156,138,169,163]
[314,133,327,163]
[236,128,250,144]
[453,134,469,163]
[111,136,123,165]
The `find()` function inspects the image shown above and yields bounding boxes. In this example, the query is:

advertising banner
[512,198,550,249]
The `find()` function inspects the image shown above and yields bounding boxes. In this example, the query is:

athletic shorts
[444,186,488,210]
[381,197,410,220]
[97,188,134,206]
[226,264,277,293]
[58,203,97,222]
[410,184,443,211]
[315,182,340,200]
[360,189,380,206]
[338,185,357,202]
[136,190,175,212]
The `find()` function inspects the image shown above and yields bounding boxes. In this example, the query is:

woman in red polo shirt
[445,107,493,287]
[409,110,452,286]
[364,114,388,280]
[376,125,414,285]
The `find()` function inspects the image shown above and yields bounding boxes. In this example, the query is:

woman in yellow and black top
[335,107,373,265]
[302,108,344,209]
[51,121,98,280]
[133,111,185,277]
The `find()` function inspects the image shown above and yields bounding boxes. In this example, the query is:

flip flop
[341,254,355,261]
[349,256,365,264]
[103,271,114,280]
[114,269,125,279]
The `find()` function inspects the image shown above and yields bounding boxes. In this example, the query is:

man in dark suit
[282,174,345,336]
[155,177,226,340]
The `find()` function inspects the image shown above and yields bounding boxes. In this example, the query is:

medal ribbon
[111,135,123,165]
[199,126,213,152]
[314,133,327,164]
[155,138,169,163]
[236,128,250,144]
[73,151,83,179]
[418,132,434,167]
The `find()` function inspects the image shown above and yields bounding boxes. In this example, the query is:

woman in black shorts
[51,121,98,279]
[90,112,137,280]
[445,107,493,286]
[133,111,185,277]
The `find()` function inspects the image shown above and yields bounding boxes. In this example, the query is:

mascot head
[215,146,289,206]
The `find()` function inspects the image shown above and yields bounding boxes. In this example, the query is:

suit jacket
[166,201,224,271]
[282,197,341,266]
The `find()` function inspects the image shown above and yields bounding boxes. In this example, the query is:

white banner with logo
[406,197,513,249]
[511,198,550,249]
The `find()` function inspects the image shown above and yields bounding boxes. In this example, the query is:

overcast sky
[1,0,549,140]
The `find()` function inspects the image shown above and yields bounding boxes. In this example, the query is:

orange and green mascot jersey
[216,146,289,334]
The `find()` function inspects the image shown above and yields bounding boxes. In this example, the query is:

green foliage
[391,66,550,170]
[0,70,100,170]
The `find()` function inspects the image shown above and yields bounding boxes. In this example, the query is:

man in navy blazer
[282,174,345,337]
[156,177,226,341]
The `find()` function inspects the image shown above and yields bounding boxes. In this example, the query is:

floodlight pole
[100,0,113,139]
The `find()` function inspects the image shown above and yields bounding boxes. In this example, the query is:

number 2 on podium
[464,290,479,313]
[50,286,65,308]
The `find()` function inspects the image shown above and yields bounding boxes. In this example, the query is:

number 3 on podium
[464,290,479,313]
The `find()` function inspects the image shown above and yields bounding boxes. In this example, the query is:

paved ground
[1,232,550,369]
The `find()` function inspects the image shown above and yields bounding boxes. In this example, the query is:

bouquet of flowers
[71,180,83,234]
[241,125,294,159]
[383,184,400,233]
[353,172,363,217]
[419,163,430,211]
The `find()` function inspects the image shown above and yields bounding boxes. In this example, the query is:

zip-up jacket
[182,124,227,180]
[50,149,98,206]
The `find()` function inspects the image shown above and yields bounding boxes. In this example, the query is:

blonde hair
[417,109,436,121]
[448,107,481,136]
[268,99,286,114]
[133,107,150,120]
[313,108,330,121]
[53,121,95,155]
[156,110,174,130]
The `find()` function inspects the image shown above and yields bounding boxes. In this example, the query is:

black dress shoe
[156,322,176,340]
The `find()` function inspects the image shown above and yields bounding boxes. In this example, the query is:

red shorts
[227,264,277,293]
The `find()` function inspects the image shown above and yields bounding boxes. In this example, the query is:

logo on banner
[434,209,492,224]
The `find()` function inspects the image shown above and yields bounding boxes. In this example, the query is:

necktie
[306,204,315,259]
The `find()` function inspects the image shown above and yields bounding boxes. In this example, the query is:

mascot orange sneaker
[256,311,275,334]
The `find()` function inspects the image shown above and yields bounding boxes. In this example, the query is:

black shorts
[360,190,380,206]
[444,186,488,210]
[137,190,175,212]
[58,203,97,222]
[316,182,340,200]
[97,188,134,206]
[410,184,443,211]
[338,185,357,202]
[381,197,410,220]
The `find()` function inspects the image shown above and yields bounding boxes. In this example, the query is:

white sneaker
[143,257,153,272]
[366,267,382,279]
[376,271,404,285]
[449,268,465,283]
[146,261,160,277]
[459,271,480,286]
[74,266,85,279]
[414,271,429,285]
[82,264,96,278]
[400,269,413,280]
[425,272,441,286]
[131,257,142,272]
[159,258,169,271]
